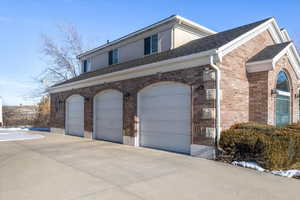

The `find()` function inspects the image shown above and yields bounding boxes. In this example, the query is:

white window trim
[277,90,290,97]
[109,48,119,65]
[145,33,159,56]
[112,48,119,65]
[82,57,92,73]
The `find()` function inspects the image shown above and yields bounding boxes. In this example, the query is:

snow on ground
[0,127,29,131]
[232,161,300,178]
[232,161,265,172]
[0,128,44,141]
[272,170,300,178]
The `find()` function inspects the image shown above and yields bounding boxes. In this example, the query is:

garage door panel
[95,128,122,143]
[94,90,123,143]
[95,110,122,118]
[95,100,123,108]
[138,82,191,154]
[140,109,190,120]
[139,95,189,107]
[140,120,190,134]
[139,84,189,96]
[141,134,190,154]
[96,120,123,129]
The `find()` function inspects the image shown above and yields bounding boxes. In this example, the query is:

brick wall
[248,71,269,123]
[220,30,275,130]
[50,65,217,146]
[220,30,299,129]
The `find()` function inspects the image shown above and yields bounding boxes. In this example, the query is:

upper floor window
[82,58,91,73]
[109,49,118,65]
[144,34,158,55]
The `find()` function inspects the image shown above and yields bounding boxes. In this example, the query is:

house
[48,15,300,159]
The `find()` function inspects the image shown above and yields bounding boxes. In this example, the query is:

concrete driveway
[0,132,299,200]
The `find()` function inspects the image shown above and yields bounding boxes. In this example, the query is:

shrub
[219,122,300,170]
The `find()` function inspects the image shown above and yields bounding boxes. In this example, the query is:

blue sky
[0,0,300,105]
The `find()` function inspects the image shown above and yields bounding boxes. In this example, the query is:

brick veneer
[220,30,276,130]
[50,65,217,146]
[220,30,298,129]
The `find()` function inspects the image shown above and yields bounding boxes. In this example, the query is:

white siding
[91,53,108,71]
[82,21,175,71]
[119,39,144,63]
[80,20,213,72]
[173,26,203,48]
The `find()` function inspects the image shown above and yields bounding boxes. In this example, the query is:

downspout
[209,55,221,151]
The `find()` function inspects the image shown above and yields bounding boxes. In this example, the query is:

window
[108,49,118,65]
[276,71,290,92]
[82,58,91,73]
[275,70,291,126]
[144,34,158,55]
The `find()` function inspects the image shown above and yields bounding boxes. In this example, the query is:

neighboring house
[48,15,300,159]
[2,105,37,127]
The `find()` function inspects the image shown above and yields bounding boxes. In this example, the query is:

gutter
[209,56,221,149]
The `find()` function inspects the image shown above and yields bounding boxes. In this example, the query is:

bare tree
[37,24,85,93]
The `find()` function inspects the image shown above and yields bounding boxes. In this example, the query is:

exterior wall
[91,53,108,71]
[81,22,211,73]
[220,30,299,129]
[248,71,269,123]
[81,21,175,72]
[173,26,202,48]
[268,55,298,125]
[50,65,217,148]
[220,30,275,130]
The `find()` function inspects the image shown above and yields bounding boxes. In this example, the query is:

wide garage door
[94,90,123,143]
[138,82,191,154]
[66,95,84,137]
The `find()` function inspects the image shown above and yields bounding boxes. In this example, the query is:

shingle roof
[247,42,291,63]
[53,17,271,87]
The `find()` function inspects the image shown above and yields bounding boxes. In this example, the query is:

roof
[53,17,271,87]
[247,42,291,63]
[77,15,217,59]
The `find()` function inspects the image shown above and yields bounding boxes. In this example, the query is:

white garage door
[66,95,84,137]
[94,90,123,143]
[138,82,191,154]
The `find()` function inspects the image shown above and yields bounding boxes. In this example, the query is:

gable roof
[247,42,292,63]
[53,17,271,87]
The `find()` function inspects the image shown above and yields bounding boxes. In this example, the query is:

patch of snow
[272,170,300,178]
[0,128,44,141]
[232,161,300,178]
[0,127,29,131]
[232,161,265,172]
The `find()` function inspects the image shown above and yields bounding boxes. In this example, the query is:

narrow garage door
[138,82,191,154]
[94,90,123,143]
[66,95,84,137]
